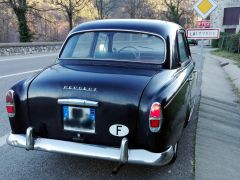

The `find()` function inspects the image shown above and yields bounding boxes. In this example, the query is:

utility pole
[100,0,103,19]
[185,0,190,28]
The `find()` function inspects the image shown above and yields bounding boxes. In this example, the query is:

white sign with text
[187,28,220,39]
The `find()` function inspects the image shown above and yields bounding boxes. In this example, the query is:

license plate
[62,106,95,133]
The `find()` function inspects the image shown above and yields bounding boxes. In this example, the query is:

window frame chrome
[58,29,167,65]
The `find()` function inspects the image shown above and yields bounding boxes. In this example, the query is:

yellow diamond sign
[194,0,217,19]
[198,0,213,14]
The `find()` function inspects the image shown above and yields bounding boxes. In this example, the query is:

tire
[169,142,178,164]
[184,105,191,128]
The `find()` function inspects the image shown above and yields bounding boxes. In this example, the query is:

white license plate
[62,106,95,133]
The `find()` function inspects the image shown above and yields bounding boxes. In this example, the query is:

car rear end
[6,25,175,166]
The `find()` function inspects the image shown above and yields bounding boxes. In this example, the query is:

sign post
[187,28,220,64]
[193,0,218,62]
[186,28,220,39]
[194,0,217,19]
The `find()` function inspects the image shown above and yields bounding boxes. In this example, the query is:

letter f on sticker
[116,125,122,135]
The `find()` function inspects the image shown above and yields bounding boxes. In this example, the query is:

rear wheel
[184,105,191,127]
[169,142,178,164]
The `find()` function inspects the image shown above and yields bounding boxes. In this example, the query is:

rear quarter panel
[9,79,31,133]
[135,61,194,152]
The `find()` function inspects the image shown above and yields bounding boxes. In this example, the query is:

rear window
[60,31,165,64]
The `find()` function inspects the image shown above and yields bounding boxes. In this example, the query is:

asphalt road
[0,47,202,180]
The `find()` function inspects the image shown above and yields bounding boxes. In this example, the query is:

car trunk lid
[28,64,157,147]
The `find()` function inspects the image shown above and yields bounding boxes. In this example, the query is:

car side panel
[9,79,31,134]
[135,61,194,152]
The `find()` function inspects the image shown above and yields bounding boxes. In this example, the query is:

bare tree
[0,3,14,42]
[93,0,115,19]
[0,0,34,42]
[124,0,155,19]
[124,0,144,18]
[162,0,184,25]
[52,0,89,31]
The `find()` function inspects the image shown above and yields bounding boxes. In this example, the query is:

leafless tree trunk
[93,0,115,19]
[162,0,184,25]
[1,0,33,42]
[124,0,155,19]
[53,0,89,31]
[124,0,143,18]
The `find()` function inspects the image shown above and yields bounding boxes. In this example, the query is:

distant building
[210,0,240,33]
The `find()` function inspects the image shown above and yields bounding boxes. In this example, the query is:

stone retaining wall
[0,42,63,56]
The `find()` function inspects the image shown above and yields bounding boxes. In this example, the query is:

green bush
[216,32,240,53]
[212,32,227,48]
[230,33,240,53]
[212,39,219,48]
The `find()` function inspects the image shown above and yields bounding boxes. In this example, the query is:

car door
[177,30,196,123]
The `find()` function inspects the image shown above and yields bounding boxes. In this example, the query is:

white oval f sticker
[109,124,129,137]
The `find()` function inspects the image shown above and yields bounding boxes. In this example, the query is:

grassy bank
[211,49,240,66]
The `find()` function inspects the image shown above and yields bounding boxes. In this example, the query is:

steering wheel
[118,46,140,59]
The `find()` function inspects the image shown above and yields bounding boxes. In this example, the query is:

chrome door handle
[188,77,193,82]
[193,70,198,74]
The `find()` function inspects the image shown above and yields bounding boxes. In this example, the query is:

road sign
[197,20,210,28]
[194,0,217,19]
[187,28,220,39]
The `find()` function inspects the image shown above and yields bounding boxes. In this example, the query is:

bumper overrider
[7,127,174,166]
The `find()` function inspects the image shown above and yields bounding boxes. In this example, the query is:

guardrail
[0,42,63,56]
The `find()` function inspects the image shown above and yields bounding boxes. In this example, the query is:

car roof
[70,19,182,39]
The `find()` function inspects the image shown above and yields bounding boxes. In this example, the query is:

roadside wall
[0,42,63,56]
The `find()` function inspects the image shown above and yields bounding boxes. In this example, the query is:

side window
[72,32,94,58]
[178,32,189,63]
[95,32,109,54]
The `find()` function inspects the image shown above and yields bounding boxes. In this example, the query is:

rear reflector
[149,102,162,132]
[150,119,160,128]
[6,90,15,117]
[6,105,15,114]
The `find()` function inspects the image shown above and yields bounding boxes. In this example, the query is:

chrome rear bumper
[7,127,174,166]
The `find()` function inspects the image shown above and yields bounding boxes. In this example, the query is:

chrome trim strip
[163,62,192,109]
[7,133,174,166]
[58,99,99,107]
[163,77,188,109]
[58,29,167,65]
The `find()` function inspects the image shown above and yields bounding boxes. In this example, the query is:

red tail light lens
[7,105,15,114]
[6,90,15,117]
[149,102,162,132]
[150,103,161,118]
[150,119,160,128]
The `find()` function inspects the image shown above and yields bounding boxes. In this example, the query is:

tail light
[6,90,15,117]
[149,102,162,132]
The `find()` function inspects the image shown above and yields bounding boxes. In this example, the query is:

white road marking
[0,134,8,147]
[0,54,58,62]
[0,69,42,79]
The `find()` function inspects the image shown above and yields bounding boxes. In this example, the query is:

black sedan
[188,39,198,46]
[6,19,197,166]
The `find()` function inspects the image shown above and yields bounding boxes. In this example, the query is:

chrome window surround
[58,29,167,65]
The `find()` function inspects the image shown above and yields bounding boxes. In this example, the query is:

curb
[209,53,240,99]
